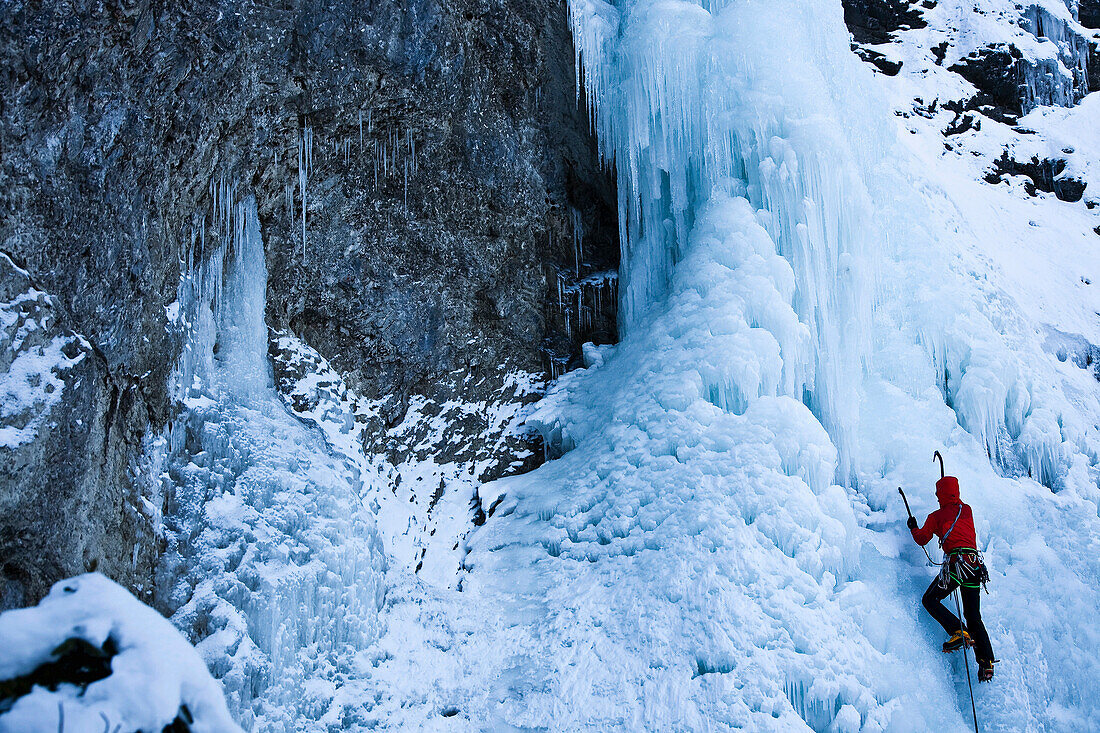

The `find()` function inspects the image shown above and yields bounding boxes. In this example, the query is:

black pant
[922,578,995,663]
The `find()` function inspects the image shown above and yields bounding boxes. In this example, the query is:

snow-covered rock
[846,0,1100,213]
[0,573,239,733]
[270,331,546,586]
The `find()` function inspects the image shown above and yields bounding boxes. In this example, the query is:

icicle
[298,126,312,256]
[570,206,583,277]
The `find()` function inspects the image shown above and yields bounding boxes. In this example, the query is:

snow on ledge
[0,573,240,733]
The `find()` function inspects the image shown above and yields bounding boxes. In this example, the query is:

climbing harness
[935,505,991,592]
[937,549,991,591]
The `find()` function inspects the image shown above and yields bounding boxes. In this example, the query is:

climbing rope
[952,587,981,733]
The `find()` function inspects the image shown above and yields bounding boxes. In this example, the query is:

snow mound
[0,573,240,733]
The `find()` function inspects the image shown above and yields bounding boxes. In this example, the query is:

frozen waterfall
[440,0,1100,730]
[155,191,386,731]
[142,2,1100,730]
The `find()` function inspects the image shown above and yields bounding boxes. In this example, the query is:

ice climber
[908,474,996,682]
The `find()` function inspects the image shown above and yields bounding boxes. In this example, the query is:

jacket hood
[936,476,960,506]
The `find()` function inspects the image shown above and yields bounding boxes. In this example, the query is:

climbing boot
[978,658,996,682]
[942,630,973,653]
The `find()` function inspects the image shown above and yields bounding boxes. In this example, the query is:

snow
[1018,92,1100,200]
[0,254,87,448]
[165,299,181,324]
[0,573,240,733]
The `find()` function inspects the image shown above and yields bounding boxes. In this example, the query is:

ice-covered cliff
[393,0,1100,728]
[2,0,1100,730]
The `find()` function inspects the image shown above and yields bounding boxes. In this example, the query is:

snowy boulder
[0,573,240,733]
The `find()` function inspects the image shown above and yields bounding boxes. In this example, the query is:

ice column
[217,196,271,397]
[569,0,875,477]
[160,188,386,730]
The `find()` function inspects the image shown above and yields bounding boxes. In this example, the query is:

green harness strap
[945,547,983,588]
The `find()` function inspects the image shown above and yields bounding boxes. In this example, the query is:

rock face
[841,0,927,46]
[984,153,1087,203]
[0,254,158,610]
[1083,2,1100,92]
[255,0,619,400]
[947,45,1031,124]
[0,0,615,608]
[1082,1,1100,29]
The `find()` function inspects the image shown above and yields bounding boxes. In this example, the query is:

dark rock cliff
[0,0,615,608]
[842,0,926,46]
[1082,1,1100,29]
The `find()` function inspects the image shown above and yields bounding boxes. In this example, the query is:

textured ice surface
[156,193,386,730]
[415,0,1100,729]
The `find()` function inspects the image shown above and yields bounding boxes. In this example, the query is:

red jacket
[911,476,977,552]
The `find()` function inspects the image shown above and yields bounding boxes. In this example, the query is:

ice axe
[905,449,945,565]
[899,485,934,566]
[898,486,916,522]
